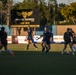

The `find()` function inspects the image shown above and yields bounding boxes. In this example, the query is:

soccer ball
[66,51,70,55]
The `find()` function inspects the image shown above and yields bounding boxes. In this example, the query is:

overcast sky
[13,0,76,4]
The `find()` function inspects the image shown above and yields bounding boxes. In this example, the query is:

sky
[13,0,76,4]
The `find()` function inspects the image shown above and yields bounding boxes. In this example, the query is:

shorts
[46,40,50,44]
[65,41,71,44]
[27,36,33,40]
[1,40,7,46]
[42,39,50,44]
[72,41,76,44]
[27,37,34,43]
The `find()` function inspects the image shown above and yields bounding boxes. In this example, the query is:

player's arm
[63,32,66,41]
[50,33,53,42]
[36,34,44,40]
[31,30,35,38]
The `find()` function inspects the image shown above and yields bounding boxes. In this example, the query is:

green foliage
[1,0,76,25]
[61,2,76,24]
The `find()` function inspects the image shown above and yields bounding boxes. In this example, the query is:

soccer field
[0,44,76,75]
[7,44,73,52]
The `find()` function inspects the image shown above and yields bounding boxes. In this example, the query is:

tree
[61,2,76,24]
[56,3,66,24]
[0,0,13,25]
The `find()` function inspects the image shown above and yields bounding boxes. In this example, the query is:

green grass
[0,51,76,75]
[7,44,72,51]
[0,44,76,75]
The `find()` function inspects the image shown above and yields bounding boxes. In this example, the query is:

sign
[11,9,39,26]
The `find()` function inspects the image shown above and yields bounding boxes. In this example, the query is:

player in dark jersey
[44,29,53,53]
[61,28,74,55]
[41,27,49,53]
[38,27,53,53]
[26,26,38,50]
[0,27,14,56]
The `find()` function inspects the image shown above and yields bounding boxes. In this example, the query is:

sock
[33,44,38,48]
[27,45,29,50]
[45,50,49,53]
[42,46,45,52]
[6,48,12,54]
[71,47,75,55]
[72,46,76,51]
[0,50,2,54]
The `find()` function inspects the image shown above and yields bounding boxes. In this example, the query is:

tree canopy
[61,2,76,24]
[0,0,76,25]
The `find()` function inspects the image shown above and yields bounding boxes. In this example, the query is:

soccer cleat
[12,52,15,57]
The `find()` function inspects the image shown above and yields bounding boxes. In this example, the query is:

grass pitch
[0,51,76,75]
[0,44,76,75]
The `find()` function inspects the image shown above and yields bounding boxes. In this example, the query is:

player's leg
[69,43,75,55]
[42,42,46,53]
[26,40,30,50]
[45,40,50,53]
[0,44,3,54]
[2,40,14,56]
[31,39,38,50]
[72,45,76,51]
[3,45,14,56]
[45,44,50,53]
[61,43,67,54]
[72,42,76,51]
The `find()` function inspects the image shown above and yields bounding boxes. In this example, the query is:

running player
[41,27,49,53]
[61,28,74,55]
[26,26,38,50]
[0,27,14,56]
[45,29,53,53]
[38,27,53,53]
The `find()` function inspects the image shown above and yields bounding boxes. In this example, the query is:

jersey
[43,30,53,44]
[64,32,71,43]
[27,29,33,40]
[43,30,49,42]
[0,30,7,46]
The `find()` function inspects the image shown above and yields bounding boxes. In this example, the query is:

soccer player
[26,26,38,50]
[0,27,14,56]
[41,27,49,53]
[44,29,53,53]
[38,27,53,53]
[61,28,74,55]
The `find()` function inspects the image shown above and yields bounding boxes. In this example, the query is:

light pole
[0,1,3,25]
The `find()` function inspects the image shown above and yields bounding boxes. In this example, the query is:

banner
[7,36,12,44]
[17,36,28,44]
[53,35,64,43]
[5,35,64,44]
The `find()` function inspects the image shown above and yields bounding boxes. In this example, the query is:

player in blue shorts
[0,27,14,56]
[61,28,74,55]
[26,26,38,50]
